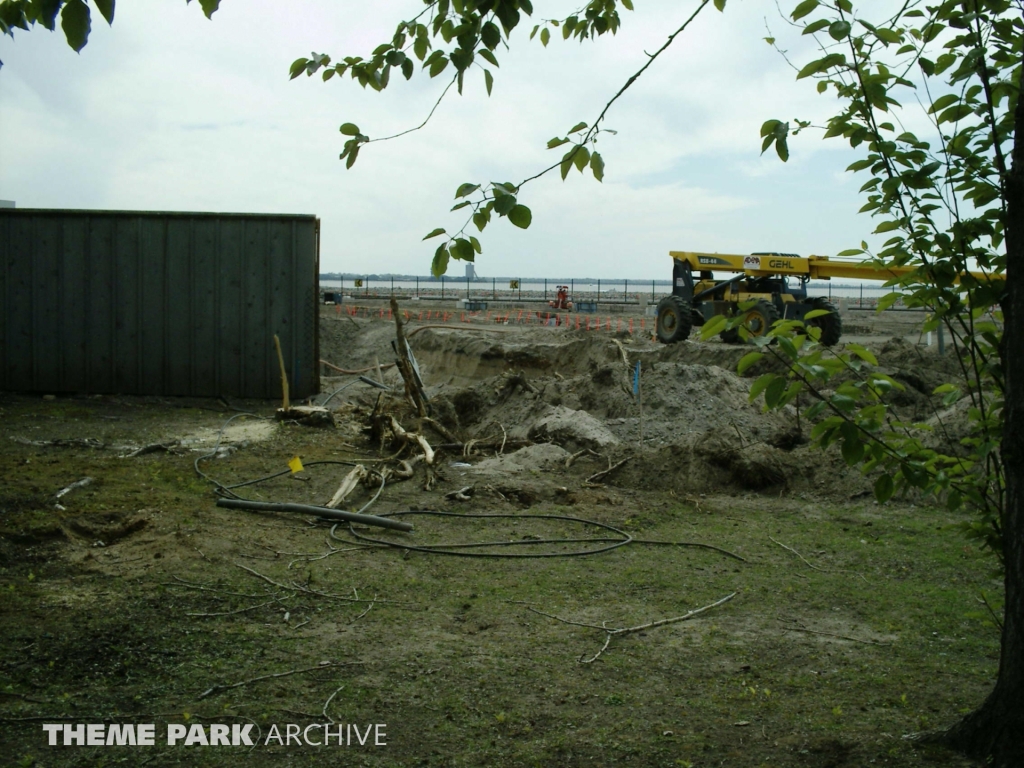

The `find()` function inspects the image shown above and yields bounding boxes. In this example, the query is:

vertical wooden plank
[217,218,244,398]
[60,215,89,392]
[191,217,218,396]
[139,216,167,395]
[4,215,35,389]
[113,216,141,393]
[86,215,115,393]
[243,217,269,399]
[268,218,292,401]
[165,218,193,395]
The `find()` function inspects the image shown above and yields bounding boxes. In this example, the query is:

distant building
[465,263,477,280]
[0,200,15,208]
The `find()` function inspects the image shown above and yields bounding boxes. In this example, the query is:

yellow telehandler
[655,251,916,347]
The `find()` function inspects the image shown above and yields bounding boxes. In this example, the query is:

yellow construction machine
[656,251,916,347]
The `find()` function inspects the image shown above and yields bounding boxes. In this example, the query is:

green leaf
[94,0,115,25]
[470,236,482,254]
[290,58,309,80]
[874,473,894,503]
[540,27,550,46]
[198,0,220,19]
[481,20,501,49]
[737,352,764,375]
[764,376,787,408]
[803,309,831,320]
[842,432,865,465]
[802,19,829,35]
[846,343,878,366]
[713,0,726,10]
[749,373,779,402]
[455,182,480,199]
[928,93,958,114]
[402,58,414,80]
[791,0,819,21]
[508,204,532,229]
[590,151,605,182]
[423,228,447,240]
[429,56,449,77]
[573,146,590,172]
[479,49,499,67]
[413,36,428,61]
[828,20,850,40]
[339,123,360,136]
[560,150,574,180]
[547,137,569,149]
[431,244,450,277]
[60,0,90,52]
[568,121,587,134]
[775,135,789,162]
[493,194,517,215]
[473,210,489,232]
[484,68,493,95]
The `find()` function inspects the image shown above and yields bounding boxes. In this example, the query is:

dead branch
[322,685,346,724]
[769,536,826,572]
[326,465,368,508]
[390,297,429,417]
[349,597,376,624]
[55,477,93,501]
[777,620,887,646]
[530,592,737,664]
[123,442,179,458]
[390,416,435,464]
[320,358,396,375]
[444,485,474,502]
[186,596,290,618]
[422,417,459,444]
[586,457,631,484]
[630,539,747,562]
[565,448,600,469]
[198,661,358,700]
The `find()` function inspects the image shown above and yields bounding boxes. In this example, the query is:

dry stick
[630,538,747,562]
[326,465,367,508]
[499,423,508,455]
[530,592,737,664]
[422,416,459,444]
[778,622,887,646]
[390,297,428,417]
[186,596,291,618]
[273,334,290,410]
[349,597,376,624]
[565,448,600,469]
[322,685,346,725]
[168,576,275,599]
[769,535,826,572]
[320,359,396,376]
[198,661,359,700]
[390,416,435,464]
[587,457,632,484]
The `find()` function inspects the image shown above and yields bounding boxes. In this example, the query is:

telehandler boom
[655,251,917,347]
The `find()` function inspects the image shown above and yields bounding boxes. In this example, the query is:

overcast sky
[1,0,897,279]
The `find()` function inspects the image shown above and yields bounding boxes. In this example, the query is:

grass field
[0,391,999,767]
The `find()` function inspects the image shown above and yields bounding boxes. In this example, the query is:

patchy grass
[0,393,997,767]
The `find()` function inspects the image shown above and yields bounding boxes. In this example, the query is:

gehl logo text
[768,259,794,269]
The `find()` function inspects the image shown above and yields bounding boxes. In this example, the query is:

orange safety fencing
[332,303,648,333]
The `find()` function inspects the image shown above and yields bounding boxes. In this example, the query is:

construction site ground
[0,303,998,767]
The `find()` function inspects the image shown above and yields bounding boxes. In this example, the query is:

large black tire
[656,295,694,344]
[720,300,779,344]
[806,298,842,346]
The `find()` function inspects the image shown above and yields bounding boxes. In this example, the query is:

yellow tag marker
[288,456,304,474]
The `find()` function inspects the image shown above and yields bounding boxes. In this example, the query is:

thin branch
[198,661,359,700]
[367,75,457,144]
[530,592,737,664]
[769,535,826,572]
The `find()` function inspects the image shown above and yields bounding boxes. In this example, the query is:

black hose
[332,509,632,558]
[216,498,413,532]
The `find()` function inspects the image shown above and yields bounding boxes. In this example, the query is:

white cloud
[0,0,901,278]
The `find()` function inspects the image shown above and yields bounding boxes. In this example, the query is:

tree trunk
[940,59,1024,768]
